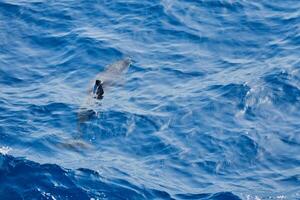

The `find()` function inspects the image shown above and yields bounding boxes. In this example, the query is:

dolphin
[77,58,132,130]
[90,57,132,99]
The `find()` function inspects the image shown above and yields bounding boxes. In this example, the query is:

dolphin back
[96,57,132,88]
[105,57,131,74]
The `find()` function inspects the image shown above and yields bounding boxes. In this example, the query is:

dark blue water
[0,0,300,199]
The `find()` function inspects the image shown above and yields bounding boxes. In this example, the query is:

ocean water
[0,0,300,199]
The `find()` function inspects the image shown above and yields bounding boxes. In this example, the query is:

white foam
[0,146,11,155]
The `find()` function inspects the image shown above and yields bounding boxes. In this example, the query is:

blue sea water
[0,0,300,199]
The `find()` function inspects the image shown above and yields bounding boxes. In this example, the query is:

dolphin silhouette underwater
[90,57,132,99]
[77,58,132,129]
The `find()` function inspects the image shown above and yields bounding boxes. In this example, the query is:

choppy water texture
[0,0,300,199]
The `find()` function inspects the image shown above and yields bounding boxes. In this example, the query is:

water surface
[0,0,300,199]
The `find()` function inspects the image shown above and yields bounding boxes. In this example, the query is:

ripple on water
[1,0,300,199]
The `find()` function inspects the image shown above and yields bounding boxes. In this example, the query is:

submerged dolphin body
[77,58,132,129]
[95,57,132,91]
